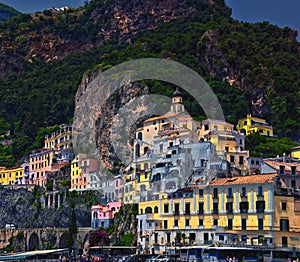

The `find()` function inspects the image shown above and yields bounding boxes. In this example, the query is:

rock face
[75,69,152,171]
[0,186,91,228]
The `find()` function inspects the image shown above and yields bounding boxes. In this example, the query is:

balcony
[184,211,191,216]
[212,210,218,215]
[198,210,204,215]
[240,209,248,214]
[226,209,233,214]
[256,209,265,214]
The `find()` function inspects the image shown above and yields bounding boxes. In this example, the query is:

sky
[0,0,299,41]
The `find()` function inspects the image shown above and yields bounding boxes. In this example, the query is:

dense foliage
[0,0,299,165]
[245,132,298,158]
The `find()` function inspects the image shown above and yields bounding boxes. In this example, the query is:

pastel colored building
[44,124,74,163]
[237,114,274,136]
[261,158,300,190]
[0,166,24,185]
[29,149,56,186]
[199,119,245,154]
[91,201,123,229]
[136,173,300,255]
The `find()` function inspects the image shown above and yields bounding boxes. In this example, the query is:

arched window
[93,212,98,219]
[145,207,153,214]
[154,206,159,213]
[144,146,149,155]
[137,132,143,140]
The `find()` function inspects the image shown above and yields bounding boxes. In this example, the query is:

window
[189,233,196,241]
[185,202,190,215]
[154,233,158,244]
[240,202,249,213]
[213,219,218,226]
[239,156,244,164]
[291,166,296,175]
[228,219,233,230]
[230,155,235,163]
[279,165,285,174]
[164,220,168,229]
[282,202,287,211]
[258,218,263,230]
[227,188,233,198]
[199,219,204,226]
[213,188,218,198]
[291,180,296,189]
[164,204,169,213]
[280,219,289,232]
[174,219,178,227]
[185,219,190,227]
[198,202,204,214]
[242,219,247,230]
[154,206,158,213]
[241,187,247,197]
[199,189,204,197]
[241,235,247,242]
[213,203,218,214]
[256,200,265,213]
[174,203,180,215]
[257,186,263,196]
[226,202,233,214]
[282,236,288,247]
[167,233,171,243]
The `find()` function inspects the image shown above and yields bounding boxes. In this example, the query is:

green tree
[66,208,78,252]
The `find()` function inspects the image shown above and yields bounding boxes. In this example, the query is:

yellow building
[0,167,24,185]
[291,146,300,159]
[137,173,300,254]
[71,154,83,190]
[199,119,245,154]
[274,194,300,249]
[237,114,274,136]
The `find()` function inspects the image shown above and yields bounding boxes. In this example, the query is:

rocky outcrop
[0,186,91,229]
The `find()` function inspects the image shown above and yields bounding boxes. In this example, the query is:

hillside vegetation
[0,0,299,166]
[0,3,20,22]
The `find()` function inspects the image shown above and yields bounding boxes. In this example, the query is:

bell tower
[171,87,184,113]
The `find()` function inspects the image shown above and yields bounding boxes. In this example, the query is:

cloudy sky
[0,0,299,40]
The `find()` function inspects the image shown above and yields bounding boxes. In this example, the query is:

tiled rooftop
[208,173,278,186]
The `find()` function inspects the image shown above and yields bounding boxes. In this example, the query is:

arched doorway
[28,233,39,251]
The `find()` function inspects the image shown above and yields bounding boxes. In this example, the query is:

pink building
[114,175,124,202]
[91,201,123,229]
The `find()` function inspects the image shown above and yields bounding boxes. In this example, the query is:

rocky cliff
[0,186,92,228]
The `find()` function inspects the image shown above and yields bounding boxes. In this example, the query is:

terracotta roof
[208,173,278,186]
[264,160,300,172]
[292,146,300,151]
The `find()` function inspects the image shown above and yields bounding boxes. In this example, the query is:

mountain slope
[0,0,299,166]
[0,3,20,22]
